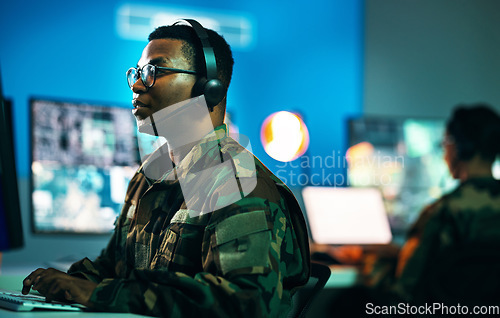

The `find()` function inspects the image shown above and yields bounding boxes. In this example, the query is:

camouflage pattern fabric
[68,124,311,317]
[395,177,500,301]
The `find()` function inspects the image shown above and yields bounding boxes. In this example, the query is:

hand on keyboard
[22,267,97,307]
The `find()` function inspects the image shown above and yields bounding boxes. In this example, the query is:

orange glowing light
[260,111,310,162]
[345,141,375,162]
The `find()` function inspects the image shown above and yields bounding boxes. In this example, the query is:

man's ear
[448,145,462,178]
[209,102,226,128]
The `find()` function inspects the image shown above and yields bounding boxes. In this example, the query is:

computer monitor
[302,186,392,245]
[347,116,459,234]
[30,98,143,234]
[0,95,24,251]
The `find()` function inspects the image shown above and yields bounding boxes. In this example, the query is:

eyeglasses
[126,64,197,89]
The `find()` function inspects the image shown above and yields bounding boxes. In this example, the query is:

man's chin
[132,106,152,120]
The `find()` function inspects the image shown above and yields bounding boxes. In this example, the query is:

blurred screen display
[31,99,141,234]
[347,117,459,234]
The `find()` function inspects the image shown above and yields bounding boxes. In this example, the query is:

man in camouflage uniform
[394,176,500,303]
[394,105,500,303]
[22,20,310,317]
[329,106,500,316]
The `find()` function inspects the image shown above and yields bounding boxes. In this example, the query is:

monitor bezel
[0,97,24,250]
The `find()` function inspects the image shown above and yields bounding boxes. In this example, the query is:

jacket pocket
[151,209,206,274]
[211,210,272,276]
[150,228,179,270]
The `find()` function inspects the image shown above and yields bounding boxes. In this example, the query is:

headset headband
[173,19,224,109]
[175,19,218,81]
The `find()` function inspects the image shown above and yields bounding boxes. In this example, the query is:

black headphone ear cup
[204,78,224,109]
[191,77,224,110]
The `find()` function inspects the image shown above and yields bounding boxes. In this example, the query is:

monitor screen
[347,116,459,234]
[30,99,142,234]
[0,98,24,251]
[302,186,392,245]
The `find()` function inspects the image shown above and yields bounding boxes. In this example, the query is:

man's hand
[22,268,97,307]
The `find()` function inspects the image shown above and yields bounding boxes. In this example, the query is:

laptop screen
[302,186,392,245]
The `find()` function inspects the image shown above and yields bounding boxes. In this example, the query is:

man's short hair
[446,104,500,162]
[148,24,234,95]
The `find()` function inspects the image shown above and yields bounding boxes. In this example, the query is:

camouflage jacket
[395,177,500,301]
[68,125,310,317]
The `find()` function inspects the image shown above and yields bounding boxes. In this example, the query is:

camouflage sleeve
[393,200,452,301]
[67,257,108,283]
[87,197,303,317]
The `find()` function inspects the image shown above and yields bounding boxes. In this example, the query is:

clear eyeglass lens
[142,64,156,87]
[127,68,138,88]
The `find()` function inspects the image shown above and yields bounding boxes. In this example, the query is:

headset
[174,19,225,111]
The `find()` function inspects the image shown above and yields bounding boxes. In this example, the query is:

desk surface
[0,264,357,317]
[327,265,358,288]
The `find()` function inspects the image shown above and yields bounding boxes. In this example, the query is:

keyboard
[0,291,84,312]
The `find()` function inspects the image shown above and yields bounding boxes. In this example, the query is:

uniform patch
[214,211,271,275]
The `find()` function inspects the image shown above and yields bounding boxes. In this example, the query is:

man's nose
[131,76,148,93]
